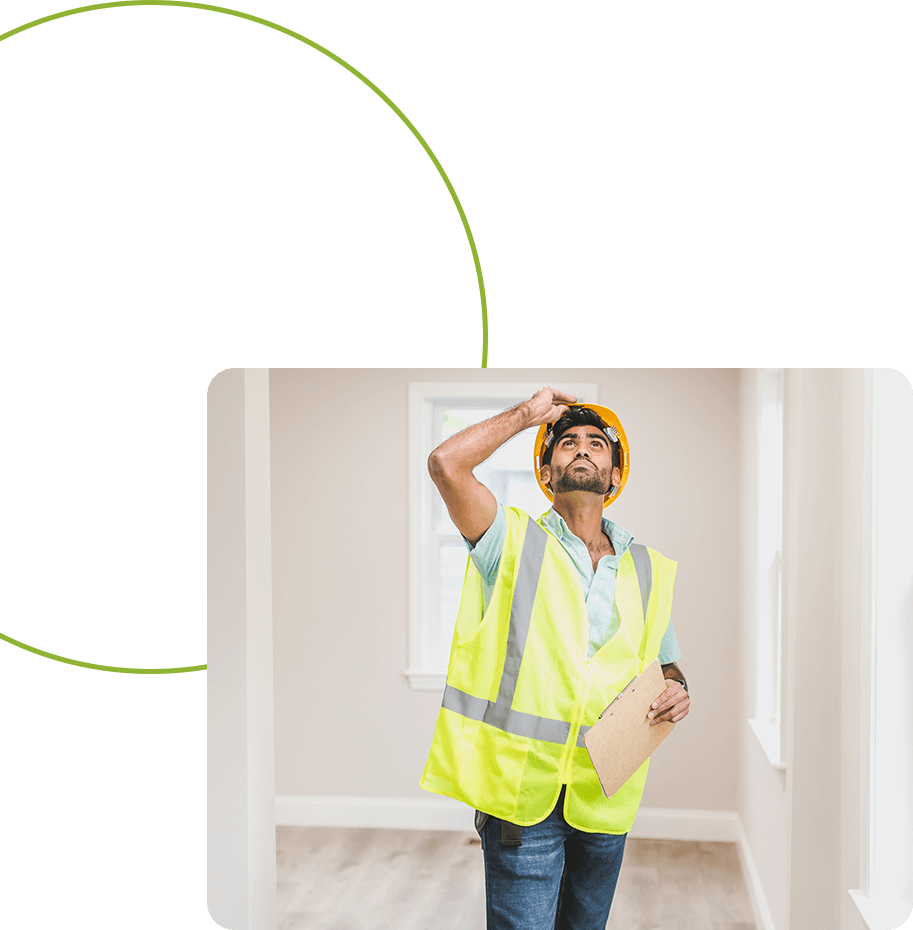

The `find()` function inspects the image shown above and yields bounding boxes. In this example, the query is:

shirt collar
[540,507,634,557]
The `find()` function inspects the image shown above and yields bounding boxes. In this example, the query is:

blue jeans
[476,790,627,930]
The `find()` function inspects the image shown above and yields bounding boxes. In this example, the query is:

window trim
[405,381,599,691]
[748,367,787,771]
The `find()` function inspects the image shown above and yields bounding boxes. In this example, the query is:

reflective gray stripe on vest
[442,684,571,745]
[442,521,654,749]
[484,518,548,729]
[629,543,652,616]
[442,520,559,740]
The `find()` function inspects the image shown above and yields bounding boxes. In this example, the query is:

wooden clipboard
[582,659,676,798]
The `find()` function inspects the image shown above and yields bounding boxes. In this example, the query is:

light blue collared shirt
[464,503,681,663]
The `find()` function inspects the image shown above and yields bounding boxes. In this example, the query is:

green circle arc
[0,631,206,674]
[0,1,489,368]
[0,0,489,674]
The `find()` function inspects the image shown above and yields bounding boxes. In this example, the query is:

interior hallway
[209,368,913,930]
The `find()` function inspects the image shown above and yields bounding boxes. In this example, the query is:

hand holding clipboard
[582,659,679,798]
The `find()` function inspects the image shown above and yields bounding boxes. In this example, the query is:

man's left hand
[647,681,690,725]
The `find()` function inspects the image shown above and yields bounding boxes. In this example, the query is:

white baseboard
[275,794,475,832]
[276,795,740,842]
[734,818,778,930]
[629,807,740,842]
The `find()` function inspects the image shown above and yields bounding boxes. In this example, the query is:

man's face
[540,425,620,497]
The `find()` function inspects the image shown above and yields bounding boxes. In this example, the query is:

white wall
[269,368,741,815]
[782,369,842,930]
[208,369,277,930]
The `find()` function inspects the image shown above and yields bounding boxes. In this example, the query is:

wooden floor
[276,826,756,930]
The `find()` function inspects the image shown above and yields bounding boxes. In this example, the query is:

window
[750,368,786,768]
[405,381,598,690]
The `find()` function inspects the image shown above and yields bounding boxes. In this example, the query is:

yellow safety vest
[420,507,677,834]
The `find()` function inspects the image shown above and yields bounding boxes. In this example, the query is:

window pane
[487,426,540,472]
[440,407,499,439]
[506,471,550,519]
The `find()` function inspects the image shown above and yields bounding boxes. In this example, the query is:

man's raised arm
[427,386,578,545]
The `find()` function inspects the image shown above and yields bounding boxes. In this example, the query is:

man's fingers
[544,405,570,423]
[649,702,690,725]
[650,687,679,712]
[647,686,690,725]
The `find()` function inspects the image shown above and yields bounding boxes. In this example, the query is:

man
[420,386,690,930]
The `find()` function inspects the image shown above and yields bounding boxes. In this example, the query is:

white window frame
[749,367,787,770]
[849,369,913,930]
[404,381,598,691]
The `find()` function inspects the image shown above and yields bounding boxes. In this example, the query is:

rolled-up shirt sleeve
[657,621,682,665]
[462,502,507,592]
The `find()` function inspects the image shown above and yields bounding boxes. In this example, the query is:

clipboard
[582,659,676,798]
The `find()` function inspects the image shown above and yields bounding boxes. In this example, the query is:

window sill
[404,669,446,692]
[748,716,786,773]
[849,890,913,930]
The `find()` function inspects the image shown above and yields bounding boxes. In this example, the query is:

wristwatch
[668,678,688,693]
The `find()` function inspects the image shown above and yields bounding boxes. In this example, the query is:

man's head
[538,407,622,500]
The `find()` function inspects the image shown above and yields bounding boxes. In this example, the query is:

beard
[553,461,612,495]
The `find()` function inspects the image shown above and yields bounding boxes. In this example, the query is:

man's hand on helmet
[521,386,578,427]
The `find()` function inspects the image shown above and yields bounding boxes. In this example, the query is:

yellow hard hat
[533,403,630,508]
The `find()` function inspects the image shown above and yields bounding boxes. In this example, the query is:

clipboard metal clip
[598,672,638,719]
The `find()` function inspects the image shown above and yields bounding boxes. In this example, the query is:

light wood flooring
[276,826,756,930]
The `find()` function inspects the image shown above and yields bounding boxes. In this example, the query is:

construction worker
[420,385,690,930]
